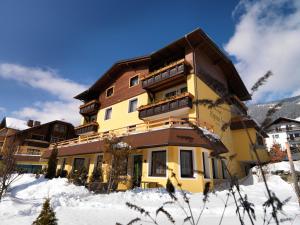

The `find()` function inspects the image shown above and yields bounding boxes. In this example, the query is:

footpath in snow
[0,162,299,225]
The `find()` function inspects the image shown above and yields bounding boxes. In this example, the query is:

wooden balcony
[79,100,100,115]
[141,59,188,92]
[50,117,214,149]
[75,122,99,136]
[138,92,194,120]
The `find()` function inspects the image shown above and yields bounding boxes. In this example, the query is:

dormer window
[106,87,114,97]
[129,75,139,87]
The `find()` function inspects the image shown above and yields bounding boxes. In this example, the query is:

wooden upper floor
[73,28,250,136]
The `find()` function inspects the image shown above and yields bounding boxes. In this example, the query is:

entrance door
[132,155,143,188]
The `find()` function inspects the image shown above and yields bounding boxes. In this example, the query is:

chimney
[27,120,34,127]
[34,121,41,127]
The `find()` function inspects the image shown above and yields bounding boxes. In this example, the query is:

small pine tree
[45,146,58,179]
[33,198,58,225]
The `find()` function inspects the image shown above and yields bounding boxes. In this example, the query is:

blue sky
[1,0,300,124]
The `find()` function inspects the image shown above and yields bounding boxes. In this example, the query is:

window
[273,134,279,139]
[96,154,103,169]
[180,86,187,93]
[106,87,114,97]
[31,134,45,141]
[165,91,177,98]
[150,150,166,177]
[180,150,194,178]
[256,133,264,146]
[86,114,97,123]
[202,152,210,179]
[295,133,300,138]
[61,158,66,171]
[104,108,112,120]
[212,158,218,179]
[118,157,128,176]
[130,75,139,87]
[221,160,229,179]
[73,158,85,171]
[128,99,138,113]
[53,124,66,133]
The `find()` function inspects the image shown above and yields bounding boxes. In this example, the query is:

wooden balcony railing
[75,122,99,136]
[79,100,100,115]
[141,59,188,91]
[50,117,214,149]
[138,92,194,119]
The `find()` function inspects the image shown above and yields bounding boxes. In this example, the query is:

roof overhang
[75,28,251,102]
[42,128,228,158]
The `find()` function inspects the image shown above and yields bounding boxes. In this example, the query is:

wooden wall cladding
[98,66,148,109]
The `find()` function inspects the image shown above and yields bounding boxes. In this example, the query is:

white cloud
[0,63,88,125]
[0,63,86,100]
[225,0,300,102]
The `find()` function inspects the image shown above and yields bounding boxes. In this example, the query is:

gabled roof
[264,117,300,129]
[75,28,251,102]
[0,117,30,131]
[14,120,74,136]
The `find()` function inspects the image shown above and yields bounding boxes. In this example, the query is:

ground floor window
[180,150,194,178]
[221,159,229,179]
[150,150,166,177]
[16,164,42,173]
[212,158,219,179]
[202,152,210,179]
[61,158,66,170]
[73,158,85,172]
[96,154,103,169]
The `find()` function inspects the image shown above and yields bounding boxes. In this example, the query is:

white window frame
[128,98,138,113]
[105,86,114,98]
[178,147,197,180]
[104,107,112,120]
[147,148,168,179]
[129,75,139,88]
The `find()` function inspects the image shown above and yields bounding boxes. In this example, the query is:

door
[132,155,143,188]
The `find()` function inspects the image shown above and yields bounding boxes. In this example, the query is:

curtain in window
[202,152,210,179]
[180,150,193,177]
[151,151,166,177]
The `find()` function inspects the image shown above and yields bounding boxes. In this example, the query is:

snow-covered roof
[4,117,30,130]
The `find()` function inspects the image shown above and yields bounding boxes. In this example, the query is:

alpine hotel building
[43,29,270,192]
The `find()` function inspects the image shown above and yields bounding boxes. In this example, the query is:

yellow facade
[96,93,149,132]
[55,70,270,192]
[54,30,271,193]
[57,145,229,192]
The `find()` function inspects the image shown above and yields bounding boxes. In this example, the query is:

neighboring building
[1,118,76,173]
[43,28,269,192]
[0,117,30,153]
[265,117,300,159]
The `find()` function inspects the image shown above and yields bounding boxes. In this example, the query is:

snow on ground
[0,173,299,225]
[268,160,300,172]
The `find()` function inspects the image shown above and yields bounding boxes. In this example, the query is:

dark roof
[74,55,150,101]
[264,117,300,129]
[42,128,228,158]
[75,28,251,102]
[12,120,74,136]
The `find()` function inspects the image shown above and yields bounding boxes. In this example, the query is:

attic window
[129,75,139,87]
[106,87,114,97]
